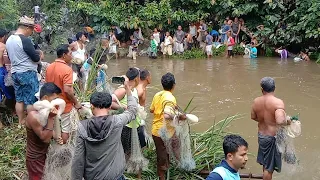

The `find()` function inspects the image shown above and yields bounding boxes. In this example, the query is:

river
[104,57,320,179]
[46,55,320,179]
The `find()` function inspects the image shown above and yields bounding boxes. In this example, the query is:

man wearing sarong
[251,77,291,180]
[150,73,186,180]
[25,83,61,180]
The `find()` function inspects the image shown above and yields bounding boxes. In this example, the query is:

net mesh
[276,120,301,165]
[126,127,149,173]
[158,101,196,171]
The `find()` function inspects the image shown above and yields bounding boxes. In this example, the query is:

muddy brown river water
[47,55,320,179]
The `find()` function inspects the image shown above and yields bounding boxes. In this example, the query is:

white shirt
[189,26,196,37]
[34,6,40,13]
[153,32,160,44]
[164,36,172,46]
[71,42,86,61]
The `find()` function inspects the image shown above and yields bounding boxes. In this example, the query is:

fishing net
[158,101,196,171]
[42,143,74,180]
[276,116,301,165]
[126,126,149,173]
[111,94,149,173]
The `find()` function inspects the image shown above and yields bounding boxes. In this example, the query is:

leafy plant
[173,48,206,59]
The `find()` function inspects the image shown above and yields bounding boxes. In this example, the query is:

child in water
[149,35,158,59]
[250,42,257,59]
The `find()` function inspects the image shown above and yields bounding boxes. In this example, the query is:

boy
[226,31,235,58]
[250,42,258,59]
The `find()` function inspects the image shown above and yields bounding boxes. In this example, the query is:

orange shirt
[46,59,73,113]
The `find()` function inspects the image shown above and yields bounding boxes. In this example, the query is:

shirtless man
[137,69,151,107]
[251,77,291,180]
[0,29,14,102]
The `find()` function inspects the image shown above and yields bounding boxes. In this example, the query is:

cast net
[276,115,301,165]
[158,101,196,171]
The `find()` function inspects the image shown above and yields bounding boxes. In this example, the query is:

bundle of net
[126,106,149,173]
[158,101,196,171]
[33,98,78,180]
[276,115,301,166]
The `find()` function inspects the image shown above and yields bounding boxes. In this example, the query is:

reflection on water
[45,54,320,179]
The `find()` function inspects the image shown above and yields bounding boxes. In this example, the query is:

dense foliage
[1,0,320,57]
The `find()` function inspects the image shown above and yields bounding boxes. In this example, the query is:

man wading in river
[251,77,291,180]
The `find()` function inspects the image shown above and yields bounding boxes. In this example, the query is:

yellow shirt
[150,90,176,137]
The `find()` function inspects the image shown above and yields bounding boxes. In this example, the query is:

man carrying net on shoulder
[150,72,186,180]
[251,77,292,180]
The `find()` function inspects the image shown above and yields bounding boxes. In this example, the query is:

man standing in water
[251,77,291,180]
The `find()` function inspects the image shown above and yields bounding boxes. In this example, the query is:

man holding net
[251,77,291,180]
[150,72,186,180]
[25,83,61,180]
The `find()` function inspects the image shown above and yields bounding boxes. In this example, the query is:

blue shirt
[250,47,257,59]
[210,30,219,37]
[206,160,239,180]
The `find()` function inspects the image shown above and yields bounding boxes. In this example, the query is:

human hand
[49,108,58,118]
[179,114,187,121]
[55,137,64,145]
[123,75,130,90]
[75,103,82,110]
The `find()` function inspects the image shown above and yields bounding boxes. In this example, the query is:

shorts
[152,134,180,173]
[12,71,38,105]
[121,126,147,155]
[228,50,233,57]
[60,112,72,133]
[163,45,172,56]
[0,67,14,100]
[109,45,117,54]
[26,158,46,180]
[206,45,213,55]
[174,42,184,53]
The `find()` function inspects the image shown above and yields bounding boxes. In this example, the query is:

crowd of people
[99,18,262,60]
[0,15,297,180]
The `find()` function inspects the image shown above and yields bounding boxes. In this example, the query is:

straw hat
[18,16,35,27]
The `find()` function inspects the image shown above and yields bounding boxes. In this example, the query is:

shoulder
[207,171,223,180]
[0,43,5,51]
[26,111,39,127]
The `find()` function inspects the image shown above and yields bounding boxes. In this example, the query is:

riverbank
[0,114,240,179]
